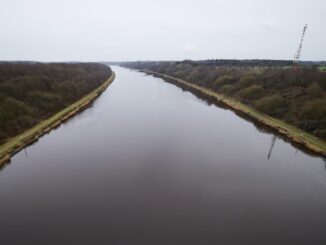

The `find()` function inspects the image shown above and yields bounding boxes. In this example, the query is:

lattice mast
[293,24,308,64]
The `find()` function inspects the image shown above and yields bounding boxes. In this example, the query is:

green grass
[145,70,326,156]
[319,66,326,72]
[0,73,115,163]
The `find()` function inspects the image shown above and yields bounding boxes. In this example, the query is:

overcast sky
[0,0,325,62]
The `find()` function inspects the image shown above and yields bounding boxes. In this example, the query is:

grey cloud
[0,0,325,61]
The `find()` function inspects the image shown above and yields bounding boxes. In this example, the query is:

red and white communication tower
[293,24,308,64]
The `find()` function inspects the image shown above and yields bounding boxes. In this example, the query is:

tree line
[0,62,112,143]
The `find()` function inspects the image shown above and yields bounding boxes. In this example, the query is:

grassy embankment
[0,72,115,166]
[144,70,326,156]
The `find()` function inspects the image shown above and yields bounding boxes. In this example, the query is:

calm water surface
[1,66,326,245]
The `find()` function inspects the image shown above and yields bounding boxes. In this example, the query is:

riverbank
[0,72,115,166]
[142,69,326,157]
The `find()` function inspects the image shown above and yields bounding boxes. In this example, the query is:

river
[0,66,325,245]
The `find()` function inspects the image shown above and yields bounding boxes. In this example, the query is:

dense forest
[122,60,326,140]
[0,62,112,143]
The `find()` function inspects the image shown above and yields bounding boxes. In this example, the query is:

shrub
[0,97,32,121]
[240,85,263,101]
[307,82,322,98]
[237,74,256,89]
[213,75,235,90]
[317,129,326,139]
[255,94,288,117]
[27,91,62,112]
[0,92,8,103]
[0,130,7,143]
[219,84,236,95]
[301,99,326,120]
[17,115,37,129]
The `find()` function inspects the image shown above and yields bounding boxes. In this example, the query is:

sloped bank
[142,69,326,157]
[0,72,115,166]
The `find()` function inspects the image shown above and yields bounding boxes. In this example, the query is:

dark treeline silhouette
[122,60,326,140]
[0,62,111,143]
[120,59,326,68]
[178,59,294,67]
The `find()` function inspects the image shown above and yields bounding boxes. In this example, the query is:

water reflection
[267,135,277,160]
[24,148,28,158]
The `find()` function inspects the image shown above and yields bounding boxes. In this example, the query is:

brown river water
[0,66,325,245]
